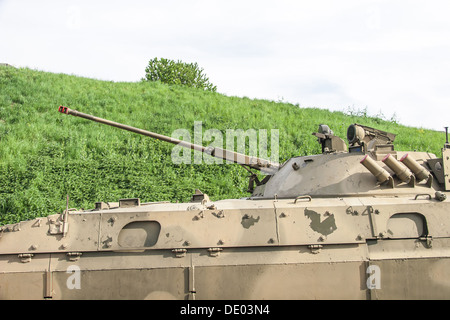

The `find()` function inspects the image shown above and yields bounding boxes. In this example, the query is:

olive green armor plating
[1,107,450,299]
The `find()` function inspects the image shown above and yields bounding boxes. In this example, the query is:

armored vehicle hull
[1,194,450,299]
[1,109,449,299]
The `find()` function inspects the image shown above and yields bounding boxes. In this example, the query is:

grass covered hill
[0,65,445,224]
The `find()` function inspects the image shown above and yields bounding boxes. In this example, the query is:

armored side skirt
[1,240,450,300]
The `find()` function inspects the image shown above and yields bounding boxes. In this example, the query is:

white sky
[1,0,449,131]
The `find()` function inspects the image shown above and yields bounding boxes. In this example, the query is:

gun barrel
[58,106,205,152]
[58,106,279,172]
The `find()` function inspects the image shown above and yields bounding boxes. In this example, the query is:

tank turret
[57,106,448,201]
[253,123,446,199]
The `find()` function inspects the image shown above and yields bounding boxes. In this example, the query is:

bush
[143,58,217,92]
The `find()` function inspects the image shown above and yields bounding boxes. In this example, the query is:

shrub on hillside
[143,57,217,92]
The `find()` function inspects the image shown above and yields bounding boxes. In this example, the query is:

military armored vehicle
[1,106,449,300]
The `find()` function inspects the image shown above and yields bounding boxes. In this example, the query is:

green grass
[0,66,445,224]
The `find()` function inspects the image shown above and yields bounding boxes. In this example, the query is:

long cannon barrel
[58,106,279,172]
